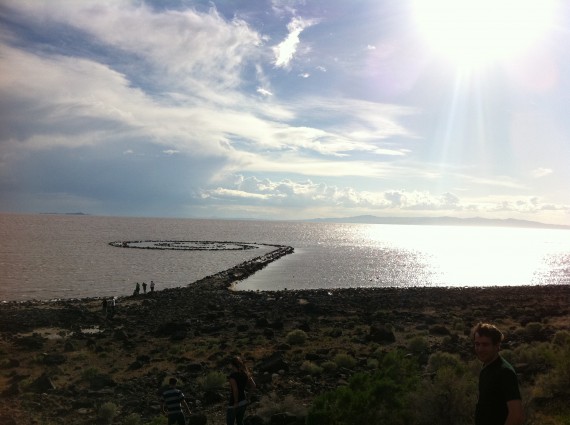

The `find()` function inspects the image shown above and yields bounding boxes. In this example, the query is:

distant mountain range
[40,212,89,216]
[306,215,570,230]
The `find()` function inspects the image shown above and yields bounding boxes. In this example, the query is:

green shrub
[301,361,323,375]
[81,367,100,381]
[199,371,226,391]
[98,402,118,424]
[334,353,357,369]
[407,336,429,355]
[123,413,142,425]
[257,393,307,423]
[552,330,570,347]
[322,360,338,373]
[143,417,167,425]
[367,358,379,369]
[411,360,477,425]
[426,351,463,374]
[286,329,308,345]
[307,351,419,425]
[534,343,570,398]
[513,343,556,374]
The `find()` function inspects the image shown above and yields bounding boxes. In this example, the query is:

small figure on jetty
[150,280,155,293]
[101,298,107,314]
[226,356,256,425]
[142,281,147,294]
[161,377,191,425]
[108,297,116,318]
[133,282,140,296]
[472,322,524,425]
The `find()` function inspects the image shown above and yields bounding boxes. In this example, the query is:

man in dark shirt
[472,322,524,425]
[162,377,191,425]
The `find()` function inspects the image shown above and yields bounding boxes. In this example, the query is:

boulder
[367,325,395,343]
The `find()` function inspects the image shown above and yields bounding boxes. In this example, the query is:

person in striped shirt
[161,377,191,425]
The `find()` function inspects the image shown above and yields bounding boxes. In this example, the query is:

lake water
[1,213,569,301]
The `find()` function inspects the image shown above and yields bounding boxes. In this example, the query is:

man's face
[474,333,500,364]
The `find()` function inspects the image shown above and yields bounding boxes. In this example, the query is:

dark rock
[114,329,130,341]
[183,362,203,373]
[245,414,265,425]
[255,318,270,328]
[64,341,76,352]
[128,361,144,370]
[237,324,249,332]
[30,373,56,393]
[202,389,224,405]
[270,412,303,425]
[156,322,188,337]
[43,353,67,365]
[1,382,20,397]
[15,334,46,350]
[1,358,20,369]
[429,325,451,336]
[0,414,17,425]
[263,328,275,339]
[367,325,395,343]
[89,374,117,390]
[188,413,208,425]
[257,352,289,373]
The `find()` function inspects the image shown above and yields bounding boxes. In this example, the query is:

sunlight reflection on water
[1,214,569,300]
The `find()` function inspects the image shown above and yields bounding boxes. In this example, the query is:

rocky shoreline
[1,246,569,424]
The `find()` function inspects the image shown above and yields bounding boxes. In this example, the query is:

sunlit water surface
[1,214,569,301]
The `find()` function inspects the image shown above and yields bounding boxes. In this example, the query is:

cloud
[256,87,273,96]
[273,17,316,68]
[200,175,467,211]
[532,167,553,178]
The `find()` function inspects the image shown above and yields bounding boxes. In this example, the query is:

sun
[412,0,558,69]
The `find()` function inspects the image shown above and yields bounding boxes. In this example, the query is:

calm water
[1,213,569,301]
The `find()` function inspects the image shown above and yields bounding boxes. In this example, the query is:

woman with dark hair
[227,356,256,425]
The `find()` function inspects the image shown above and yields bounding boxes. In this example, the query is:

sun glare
[412,0,558,69]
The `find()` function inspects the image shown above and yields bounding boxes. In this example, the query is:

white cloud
[532,167,553,178]
[201,176,466,211]
[256,87,273,96]
[273,17,316,68]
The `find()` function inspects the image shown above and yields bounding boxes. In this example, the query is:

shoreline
[1,249,569,424]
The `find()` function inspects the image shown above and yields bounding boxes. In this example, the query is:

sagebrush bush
[533,343,570,398]
[199,371,226,390]
[123,413,142,425]
[407,336,429,355]
[411,356,477,425]
[257,393,307,422]
[81,367,100,381]
[286,329,308,345]
[334,353,357,369]
[552,330,570,347]
[301,361,323,375]
[513,343,557,374]
[307,350,419,425]
[426,351,463,374]
[322,360,338,373]
[98,402,118,424]
[143,417,167,425]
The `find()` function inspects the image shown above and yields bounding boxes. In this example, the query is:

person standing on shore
[150,280,155,293]
[109,297,116,318]
[161,377,191,425]
[227,356,256,425]
[472,322,524,425]
[142,281,147,294]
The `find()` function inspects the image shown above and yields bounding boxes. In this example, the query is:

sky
[1,0,569,225]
